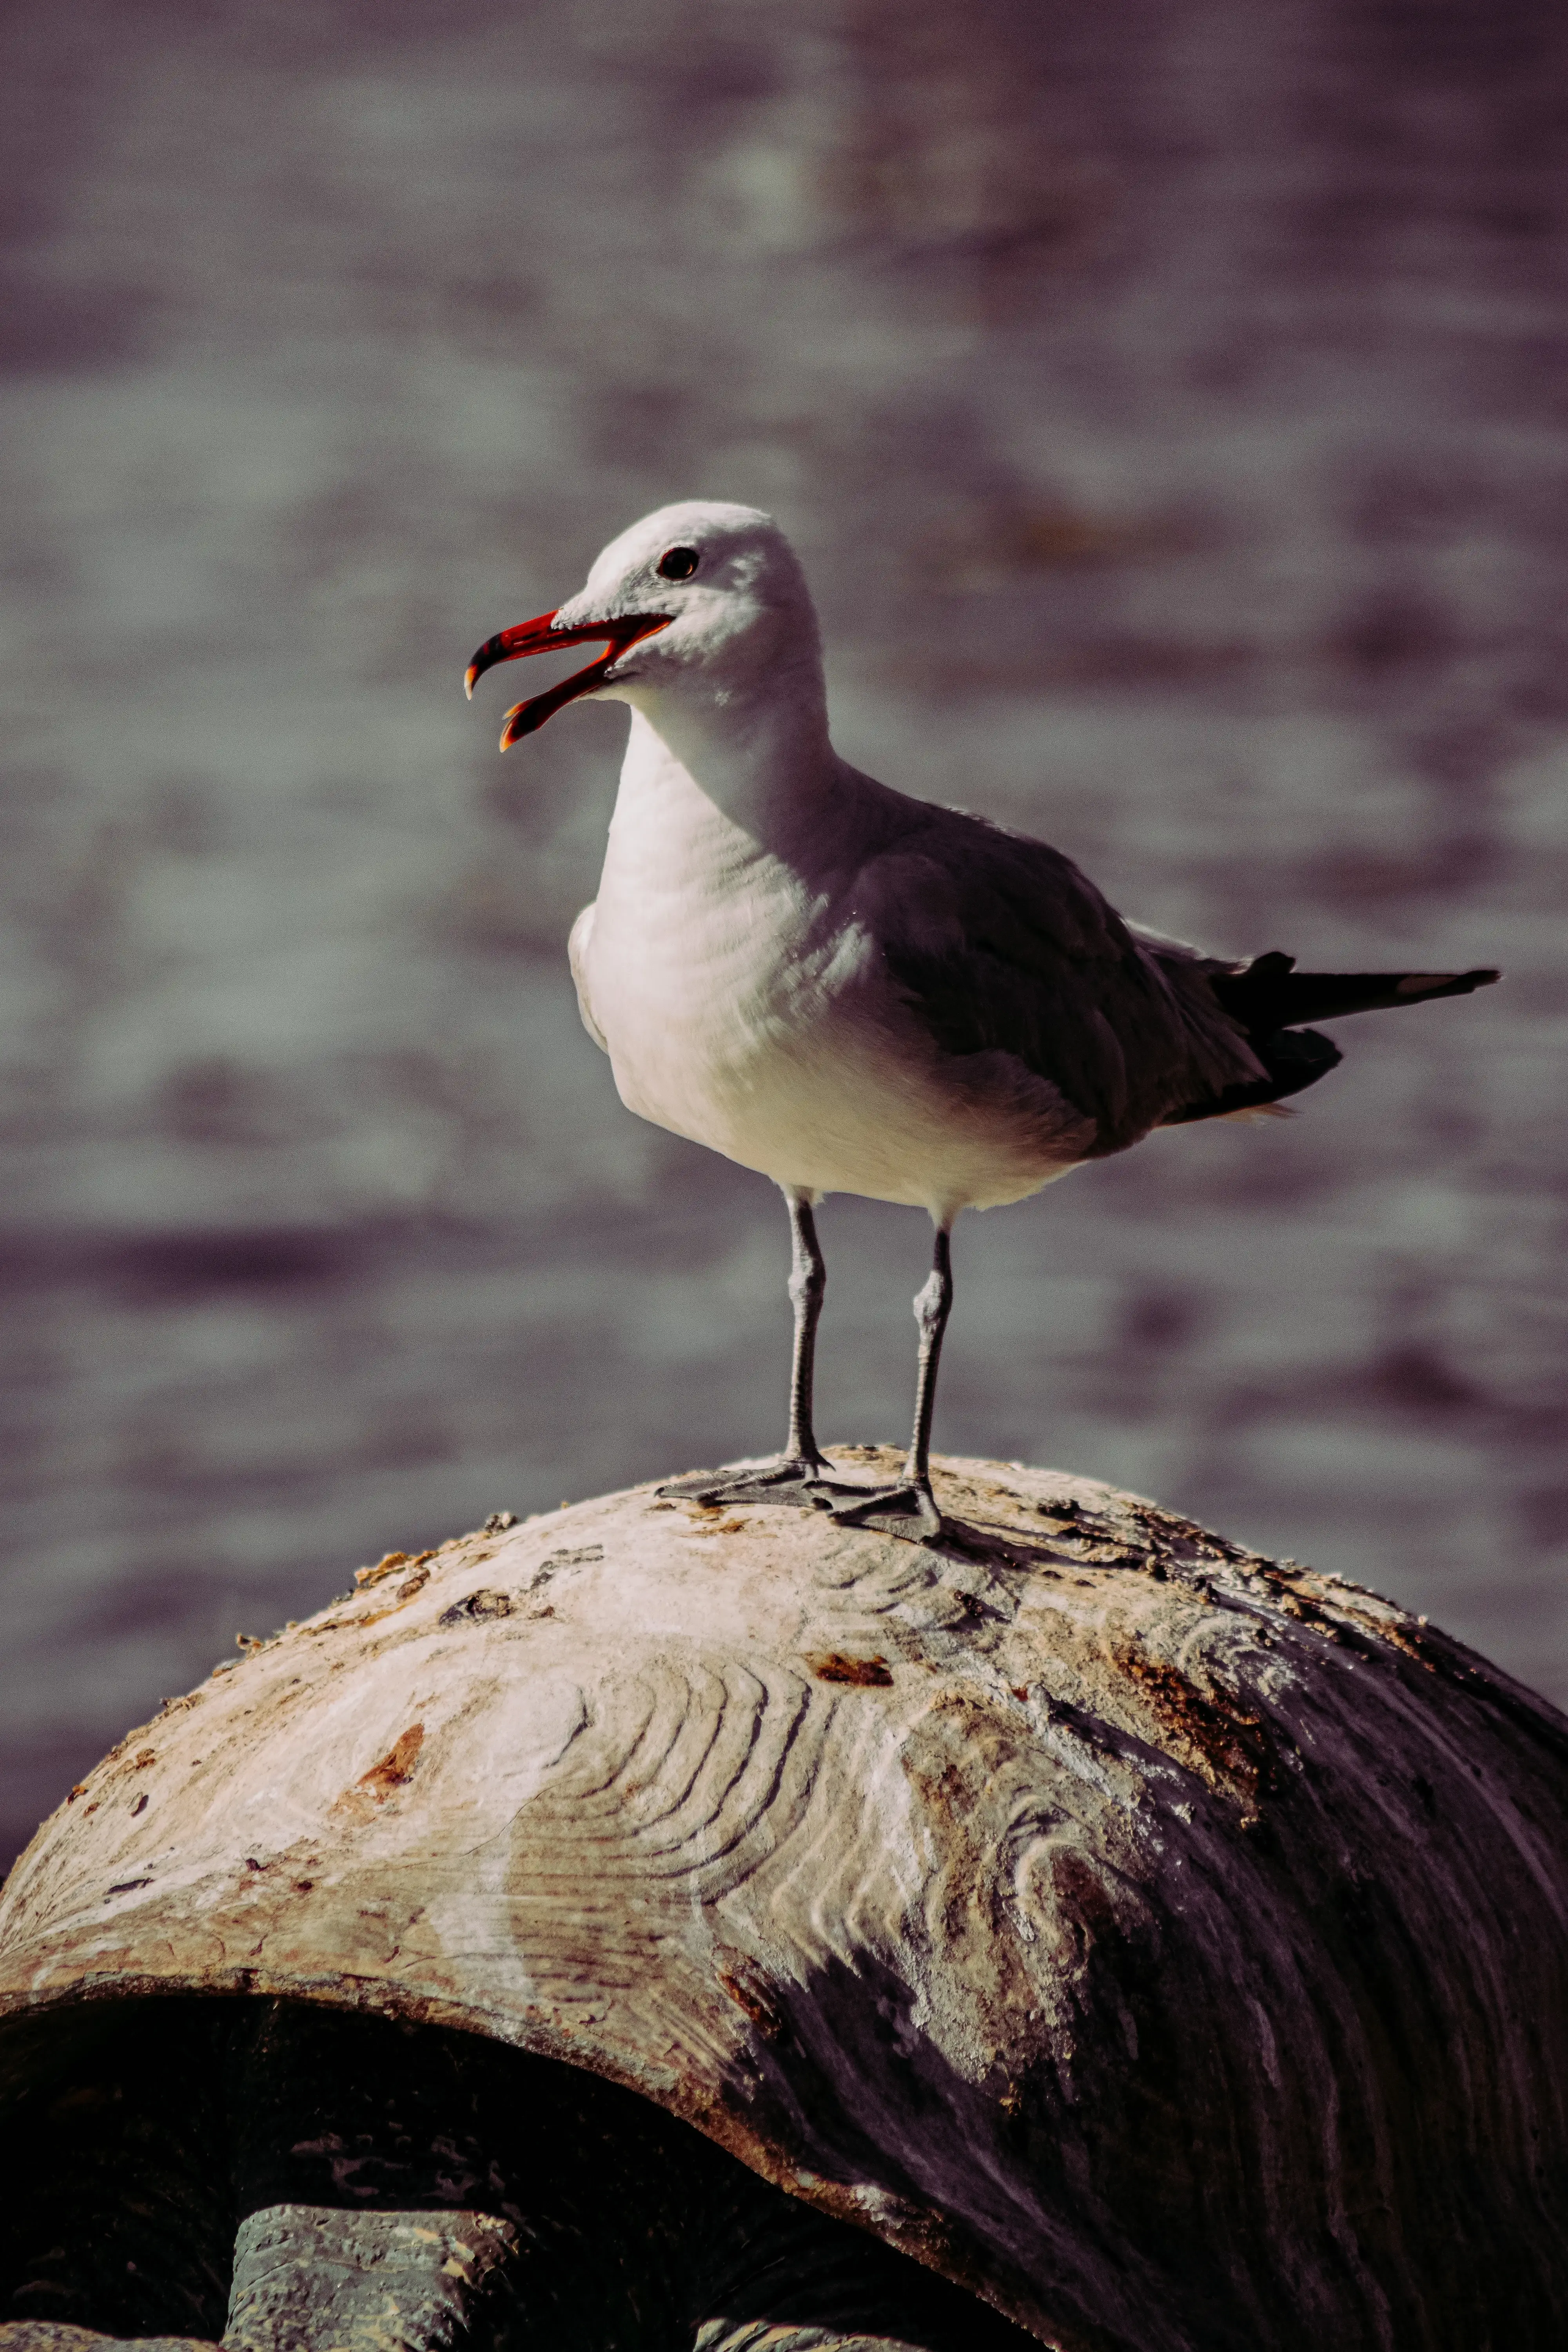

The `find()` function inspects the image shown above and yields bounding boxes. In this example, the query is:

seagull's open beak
[464,609,675,748]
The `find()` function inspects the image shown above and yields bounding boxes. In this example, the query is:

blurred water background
[2,0,1564,1867]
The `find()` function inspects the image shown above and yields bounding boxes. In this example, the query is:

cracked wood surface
[1,1452,1565,2352]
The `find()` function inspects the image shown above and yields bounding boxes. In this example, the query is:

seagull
[466,501,1498,1541]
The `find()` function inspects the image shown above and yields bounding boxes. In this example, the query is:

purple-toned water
[2,0,1564,1866]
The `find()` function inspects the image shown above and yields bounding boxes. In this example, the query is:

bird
[466,500,1498,1543]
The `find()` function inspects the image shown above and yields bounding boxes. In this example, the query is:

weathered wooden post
[2,1452,1564,2350]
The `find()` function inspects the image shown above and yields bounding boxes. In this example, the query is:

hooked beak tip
[498,699,539,752]
[465,609,674,750]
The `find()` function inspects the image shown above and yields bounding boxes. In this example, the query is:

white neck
[608,655,837,852]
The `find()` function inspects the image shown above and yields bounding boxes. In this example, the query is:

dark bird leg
[781,1187,830,1471]
[827,1223,953,1543]
[659,1190,869,1510]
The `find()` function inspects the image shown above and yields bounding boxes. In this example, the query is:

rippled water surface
[3,0,1565,1864]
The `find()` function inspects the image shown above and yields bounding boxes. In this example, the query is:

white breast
[572,726,1087,1218]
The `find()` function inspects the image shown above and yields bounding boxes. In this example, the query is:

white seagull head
[465,499,824,750]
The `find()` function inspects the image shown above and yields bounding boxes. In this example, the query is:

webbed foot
[657,1457,872,1512]
[823,1480,945,1543]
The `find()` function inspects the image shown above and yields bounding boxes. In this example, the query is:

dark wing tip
[1216,958,1502,1031]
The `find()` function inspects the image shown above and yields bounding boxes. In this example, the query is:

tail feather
[1163,1021,1342,1125]
[1164,951,1499,1128]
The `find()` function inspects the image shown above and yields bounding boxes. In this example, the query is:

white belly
[576,874,1085,1218]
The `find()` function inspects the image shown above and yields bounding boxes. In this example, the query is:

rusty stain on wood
[806,1652,896,1687]
[354,1725,424,1797]
[356,1550,422,1588]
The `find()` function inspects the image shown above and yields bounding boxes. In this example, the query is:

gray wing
[854,811,1262,1155]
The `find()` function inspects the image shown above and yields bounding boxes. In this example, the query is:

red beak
[464,609,675,748]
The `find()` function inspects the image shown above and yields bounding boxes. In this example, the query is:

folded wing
[858,809,1263,1155]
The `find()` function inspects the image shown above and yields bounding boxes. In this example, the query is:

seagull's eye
[657,546,700,581]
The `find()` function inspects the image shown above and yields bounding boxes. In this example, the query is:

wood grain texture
[1,1452,1565,2352]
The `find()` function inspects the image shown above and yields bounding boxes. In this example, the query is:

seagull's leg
[780,1185,830,1467]
[906,1223,955,1495]
[826,1223,953,1542]
[659,1189,863,1508]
